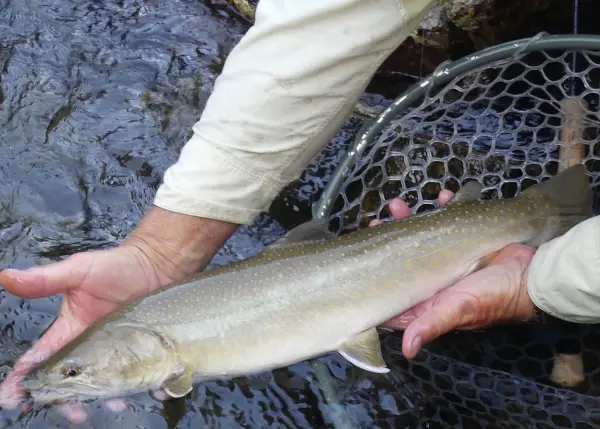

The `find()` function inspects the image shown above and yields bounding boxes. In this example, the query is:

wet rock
[379,0,555,80]
[220,0,590,97]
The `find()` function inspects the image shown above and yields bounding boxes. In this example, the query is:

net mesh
[326,42,600,428]
[328,47,600,234]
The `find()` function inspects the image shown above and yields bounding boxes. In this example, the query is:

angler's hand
[0,207,237,422]
[0,244,169,420]
[369,192,537,360]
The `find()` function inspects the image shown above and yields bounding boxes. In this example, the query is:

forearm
[527,215,600,323]
[131,0,437,276]
[154,0,436,225]
[122,206,238,280]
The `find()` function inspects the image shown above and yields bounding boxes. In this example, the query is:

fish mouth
[23,379,109,404]
[27,388,79,405]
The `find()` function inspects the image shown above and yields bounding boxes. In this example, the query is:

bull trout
[22,164,592,403]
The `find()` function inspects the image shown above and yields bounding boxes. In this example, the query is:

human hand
[0,207,237,422]
[369,192,537,359]
[0,245,169,419]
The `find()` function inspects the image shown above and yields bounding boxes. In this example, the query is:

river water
[2,0,600,428]
[0,1,403,427]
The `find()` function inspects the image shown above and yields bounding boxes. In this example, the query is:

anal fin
[338,328,389,374]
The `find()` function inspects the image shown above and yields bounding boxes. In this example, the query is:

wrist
[121,206,238,282]
[524,268,556,324]
[517,267,537,322]
[520,267,556,324]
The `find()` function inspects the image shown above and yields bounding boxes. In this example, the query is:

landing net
[315,33,600,428]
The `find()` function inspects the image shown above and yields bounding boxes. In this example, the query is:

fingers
[382,299,433,330]
[400,292,467,359]
[388,198,411,219]
[0,253,91,299]
[27,312,88,363]
[368,199,411,227]
[106,399,128,412]
[438,190,454,206]
[1,314,127,422]
[399,249,535,359]
[58,402,88,424]
[152,389,169,401]
[0,340,50,409]
[0,313,87,409]
[388,244,535,326]
[368,190,456,227]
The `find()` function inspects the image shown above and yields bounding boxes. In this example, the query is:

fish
[21,163,593,404]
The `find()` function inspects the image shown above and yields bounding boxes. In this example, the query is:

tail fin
[523,163,593,239]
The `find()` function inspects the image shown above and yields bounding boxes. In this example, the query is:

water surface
[3,1,600,428]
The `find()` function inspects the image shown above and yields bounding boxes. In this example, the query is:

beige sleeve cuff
[154,0,436,225]
[527,215,600,323]
[154,134,282,224]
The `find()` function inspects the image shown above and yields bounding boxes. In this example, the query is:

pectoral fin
[338,328,389,374]
[163,370,193,398]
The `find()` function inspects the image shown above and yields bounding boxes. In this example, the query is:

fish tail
[523,163,593,237]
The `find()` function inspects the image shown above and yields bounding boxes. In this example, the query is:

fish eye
[61,366,80,378]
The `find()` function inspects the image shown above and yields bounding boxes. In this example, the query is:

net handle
[313,33,600,221]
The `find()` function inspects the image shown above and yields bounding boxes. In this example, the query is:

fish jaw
[23,377,119,405]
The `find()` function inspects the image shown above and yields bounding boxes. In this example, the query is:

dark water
[0,1,413,428]
[3,1,600,428]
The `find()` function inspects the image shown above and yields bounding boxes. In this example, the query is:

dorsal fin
[266,218,335,250]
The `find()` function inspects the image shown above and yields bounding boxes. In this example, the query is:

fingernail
[0,269,22,282]
[0,269,34,284]
[411,336,422,355]
[398,317,414,326]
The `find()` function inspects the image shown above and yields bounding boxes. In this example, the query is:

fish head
[23,323,181,404]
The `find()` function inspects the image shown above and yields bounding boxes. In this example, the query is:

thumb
[0,253,92,299]
[400,248,533,360]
